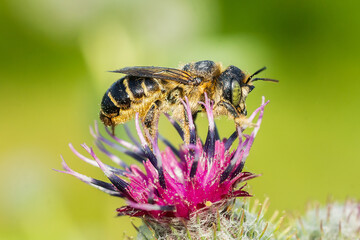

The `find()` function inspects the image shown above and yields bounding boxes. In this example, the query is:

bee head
[219,65,250,115]
[219,66,278,116]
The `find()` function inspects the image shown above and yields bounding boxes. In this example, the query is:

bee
[100,60,277,142]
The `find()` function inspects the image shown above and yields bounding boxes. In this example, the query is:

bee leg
[192,110,202,122]
[143,100,162,146]
[182,113,190,144]
[111,124,115,136]
[191,109,203,141]
[180,105,198,145]
[217,100,253,127]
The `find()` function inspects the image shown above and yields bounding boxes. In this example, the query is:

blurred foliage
[1,0,360,239]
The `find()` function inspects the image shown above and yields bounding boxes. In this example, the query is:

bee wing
[111,66,196,84]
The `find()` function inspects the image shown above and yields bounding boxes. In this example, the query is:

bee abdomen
[144,77,160,93]
[124,76,161,100]
[126,76,145,99]
[101,77,131,116]
[101,91,120,115]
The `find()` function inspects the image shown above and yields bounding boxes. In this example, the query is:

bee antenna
[251,78,279,83]
[246,66,267,84]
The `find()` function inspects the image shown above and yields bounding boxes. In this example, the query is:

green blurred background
[1,0,359,239]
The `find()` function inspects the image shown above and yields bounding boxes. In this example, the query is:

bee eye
[231,80,241,106]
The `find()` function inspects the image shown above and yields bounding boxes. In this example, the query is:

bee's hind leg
[143,100,162,146]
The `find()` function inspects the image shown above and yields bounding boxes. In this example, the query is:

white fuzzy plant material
[294,200,360,240]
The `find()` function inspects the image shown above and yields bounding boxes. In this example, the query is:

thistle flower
[138,198,281,240]
[55,94,269,238]
[292,200,360,240]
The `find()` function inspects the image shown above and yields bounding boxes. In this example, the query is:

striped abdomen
[100,76,161,126]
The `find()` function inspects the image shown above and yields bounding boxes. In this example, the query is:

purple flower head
[56,94,269,222]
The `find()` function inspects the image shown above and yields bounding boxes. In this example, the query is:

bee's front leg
[143,100,162,145]
[216,99,252,128]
